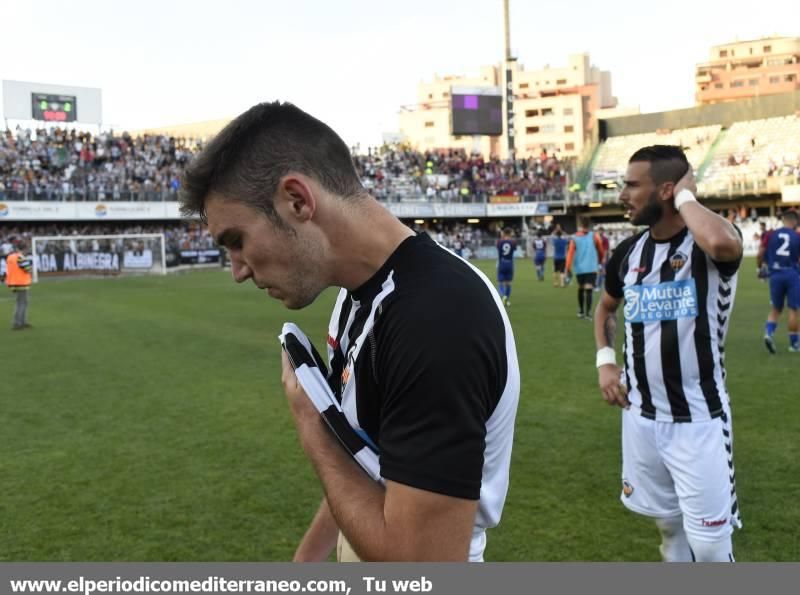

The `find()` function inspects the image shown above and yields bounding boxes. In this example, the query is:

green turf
[0,258,797,561]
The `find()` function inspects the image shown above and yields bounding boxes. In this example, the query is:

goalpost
[31,233,167,282]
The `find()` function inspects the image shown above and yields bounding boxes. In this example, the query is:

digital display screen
[31,93,78,122]
[451,93,503,136]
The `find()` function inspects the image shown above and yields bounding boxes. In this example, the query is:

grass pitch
[0,258,797,561]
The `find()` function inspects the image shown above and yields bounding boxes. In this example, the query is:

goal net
[31,233,166,282]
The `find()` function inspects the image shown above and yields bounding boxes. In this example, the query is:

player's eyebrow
[623,179,639,186]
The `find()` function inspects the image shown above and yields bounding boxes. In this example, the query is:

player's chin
[280,292,318,311]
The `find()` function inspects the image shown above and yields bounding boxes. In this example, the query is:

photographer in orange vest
[6,241,33,330]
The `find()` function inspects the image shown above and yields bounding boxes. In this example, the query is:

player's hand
[598,364,629,409]
[673,165,697,198]
[281,350,318,425]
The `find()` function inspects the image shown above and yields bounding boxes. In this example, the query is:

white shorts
[620,406,742,542]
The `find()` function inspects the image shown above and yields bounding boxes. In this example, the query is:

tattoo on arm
[603,312,617,348]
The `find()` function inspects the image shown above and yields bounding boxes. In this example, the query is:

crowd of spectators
[1,126,572,203]
[0,127,200,202]
[354,146,571,202]
[0,222,214,255]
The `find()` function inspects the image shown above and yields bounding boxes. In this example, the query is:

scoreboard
[451,87,503,136]
[31,93,78,122]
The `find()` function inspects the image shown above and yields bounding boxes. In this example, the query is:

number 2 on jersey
[776,233,791,257]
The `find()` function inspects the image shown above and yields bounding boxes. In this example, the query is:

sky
[0,0,795,148]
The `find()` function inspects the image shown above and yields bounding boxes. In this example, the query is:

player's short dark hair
[578,216,591,229]
[784,210,799,224]
[503,227,513,236]
[180,101,365,224]
[628,145,690,186]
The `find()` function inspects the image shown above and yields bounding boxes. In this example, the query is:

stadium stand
[0,127,571,203]
[0,127,200,202]
[590,124,722,183]
[698,115,800,195]
[354,147,571,202]
[0,222,215,255]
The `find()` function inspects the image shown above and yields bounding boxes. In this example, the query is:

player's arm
[593,239,630,408]
[281,352,476,561]
[756,239,767,270]
[594,292,629,408]
[293,497,339,562]
[565,239,576,272]
[593,234,605,265]
[673,168,743,263]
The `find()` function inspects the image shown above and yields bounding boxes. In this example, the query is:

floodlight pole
[503,0,512,62]
[503,0,516,162]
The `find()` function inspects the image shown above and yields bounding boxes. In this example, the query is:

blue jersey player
[532,230,547,282]
[759,210,800,353]
[496,228,516,306]
[552,230,569,288]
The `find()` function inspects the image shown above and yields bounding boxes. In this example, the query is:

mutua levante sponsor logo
[0,203,8,217]
[623,279,699,323]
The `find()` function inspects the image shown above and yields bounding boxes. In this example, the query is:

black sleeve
[710,225,743,278]
[605,236,636,299]
[373,291,505,500]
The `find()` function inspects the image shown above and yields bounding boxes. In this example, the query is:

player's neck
[327,200,414,291]
[649,211,686,241]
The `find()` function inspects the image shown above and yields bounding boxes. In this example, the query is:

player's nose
[230,255,253,283]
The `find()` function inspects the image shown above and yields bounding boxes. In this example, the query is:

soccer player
[532,229,547,282]
[496,227,516,306]
[551,230,568,288]
[759,210,800,354]
[565,217,604,320]
[756,221,772,281]
[5,241,34,330]
[594,145,743,562]
[595,226,610,292]
[180,101,520,562]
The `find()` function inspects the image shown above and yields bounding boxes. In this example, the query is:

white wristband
[596,346,616,368]
[674,189,697,211]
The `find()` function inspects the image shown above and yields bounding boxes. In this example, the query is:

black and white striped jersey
[325,233,520,560]
[606,227,740,423]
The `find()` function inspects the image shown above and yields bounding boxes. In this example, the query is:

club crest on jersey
[341,350,355,386]
[622,480,634,498]
[669,251,688,272]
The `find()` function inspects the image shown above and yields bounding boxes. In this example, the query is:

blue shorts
[534,254,546,266]
[769,270,800,310]
[497,262,514,282]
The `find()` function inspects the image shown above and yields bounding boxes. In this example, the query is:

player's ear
[660,181,676,202]
[277,175,316,223]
